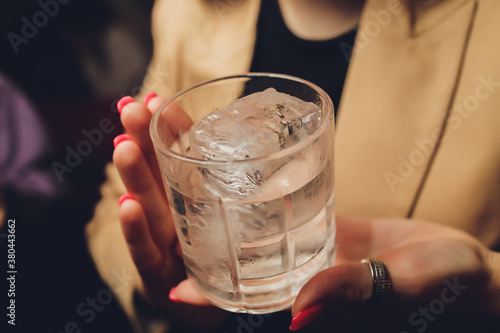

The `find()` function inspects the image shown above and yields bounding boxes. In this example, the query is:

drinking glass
[150,73,335,314]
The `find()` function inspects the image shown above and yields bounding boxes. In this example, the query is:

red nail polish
[143,92,157,106]
[289,304,324,331]
[113,134,131,148]
[119,193,134,206]
[117,96,135,114]
[169,287,180,302]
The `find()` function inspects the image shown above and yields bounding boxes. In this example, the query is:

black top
[249,0,357,116]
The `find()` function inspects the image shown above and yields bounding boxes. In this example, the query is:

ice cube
[188,88,322,198]
[189,88,321,161]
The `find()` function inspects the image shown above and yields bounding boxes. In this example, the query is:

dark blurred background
[0,0,155,331]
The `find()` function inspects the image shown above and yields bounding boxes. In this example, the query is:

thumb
[144,94,167,114]
[170,279,214,307]
[292,262,373,318]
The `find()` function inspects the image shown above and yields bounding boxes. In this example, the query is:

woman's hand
[113,94,224,329]
[113,95,500,331]
[290,216,500,331]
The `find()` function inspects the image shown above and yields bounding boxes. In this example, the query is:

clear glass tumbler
[150,73,335,314]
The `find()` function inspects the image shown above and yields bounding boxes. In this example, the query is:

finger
[146,95,193,136]
[119,197,167,284]
[292,262,373,317]
[335,215,435,263]
[171,279,213,307]
[120,100,165,196]
[291,260,416,331]
[120,99,158,157]
[145,94,167,115]
[114,139,176,255]
[335,216,373,264]
[163,101,194,136]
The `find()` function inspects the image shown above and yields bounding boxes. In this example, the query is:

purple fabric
[0,74,59,198]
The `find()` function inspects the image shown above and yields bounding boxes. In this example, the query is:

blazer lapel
[336,0,478,218]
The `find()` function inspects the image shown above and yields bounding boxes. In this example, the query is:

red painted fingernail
[169,287,180,302]
[113,134,131,148]
[289,304,324,331]
[117,96,135,114]
[119,193,135,206]
[143,92,157,106]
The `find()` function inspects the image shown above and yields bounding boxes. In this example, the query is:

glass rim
[150,72,334,166]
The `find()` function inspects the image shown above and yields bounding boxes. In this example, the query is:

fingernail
[143,92,157,106]
[113,134,131,148]
[289,304,324,331]
[119,193,134,206]
[117,96,135,114]
[169,287,180,303]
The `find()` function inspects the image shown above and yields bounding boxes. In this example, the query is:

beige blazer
[86,0,500,331]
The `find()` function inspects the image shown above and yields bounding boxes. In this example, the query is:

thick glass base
[187,239,336,314]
